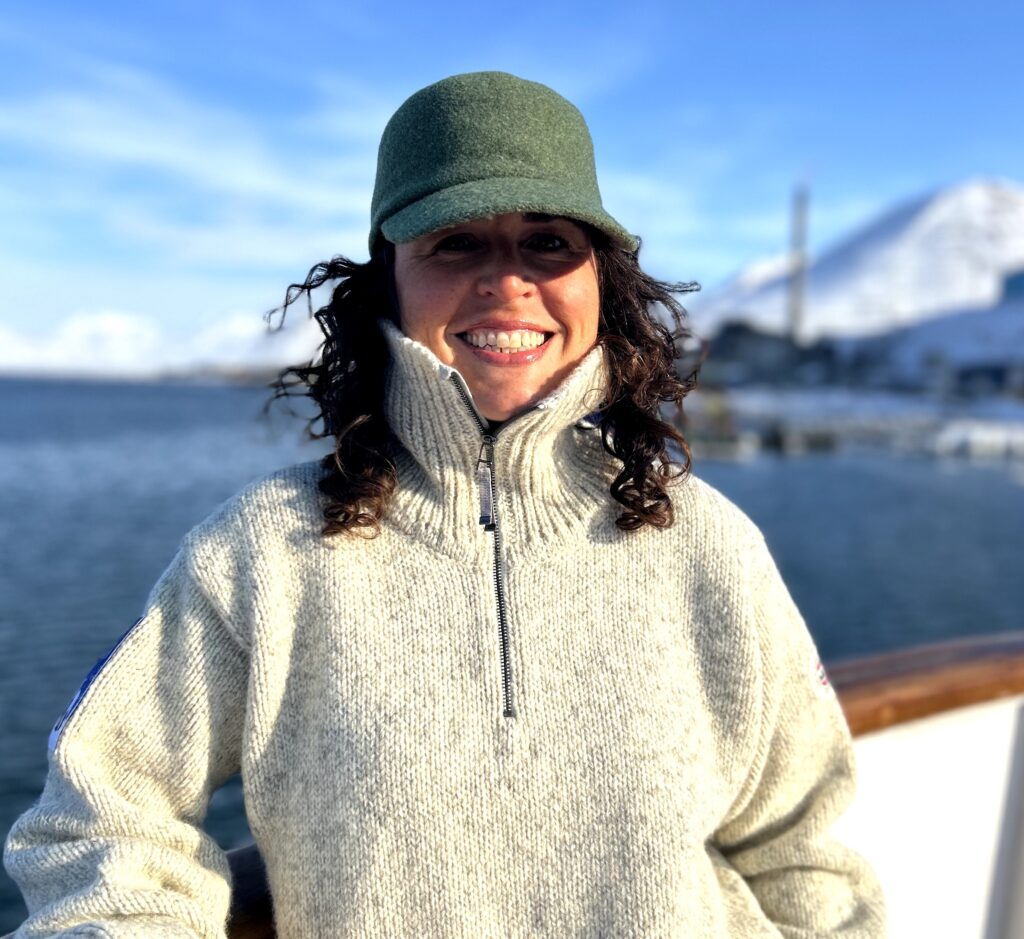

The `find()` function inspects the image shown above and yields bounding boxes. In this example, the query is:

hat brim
[379,176,638,252]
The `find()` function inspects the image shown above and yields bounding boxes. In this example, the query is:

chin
[479,394,535,423]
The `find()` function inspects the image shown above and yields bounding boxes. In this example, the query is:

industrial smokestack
[787,183,809,345]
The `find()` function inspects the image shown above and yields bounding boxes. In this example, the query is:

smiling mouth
[457,328,552,354]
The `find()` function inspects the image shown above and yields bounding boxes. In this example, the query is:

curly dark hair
[268,229,700,536]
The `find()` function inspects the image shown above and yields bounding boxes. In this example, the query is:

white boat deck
[838,694,1024,939]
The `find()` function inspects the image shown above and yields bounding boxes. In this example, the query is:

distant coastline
[0,367,282,388]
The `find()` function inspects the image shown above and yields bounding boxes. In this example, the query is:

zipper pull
[476,435,496,531]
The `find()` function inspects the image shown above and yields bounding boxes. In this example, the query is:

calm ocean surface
[1,376,1022,929]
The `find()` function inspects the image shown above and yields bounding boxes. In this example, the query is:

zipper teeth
[450,374,487,435]
[490,475,515,718]
[450,374,515,719]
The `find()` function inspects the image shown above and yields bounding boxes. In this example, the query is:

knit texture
[369,71,637,252]
[4,329,886,938]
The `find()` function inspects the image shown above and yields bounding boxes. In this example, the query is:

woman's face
[393,212,600,422]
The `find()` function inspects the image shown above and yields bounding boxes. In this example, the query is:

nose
[475,247,535,301]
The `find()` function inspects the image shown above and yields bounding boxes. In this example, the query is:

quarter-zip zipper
[450,375,516,719]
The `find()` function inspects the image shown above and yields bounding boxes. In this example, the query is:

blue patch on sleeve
[48,617,144,754]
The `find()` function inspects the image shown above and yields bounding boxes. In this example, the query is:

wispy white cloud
[0,54,385,340]
[181,312,323,371]
[0,61,376,213]
[0,310,322,378]
[0,312,163,377]
[106,208,368,269]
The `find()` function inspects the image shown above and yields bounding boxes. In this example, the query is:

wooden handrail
[828,631,1024,736]
[8,632,1024,939]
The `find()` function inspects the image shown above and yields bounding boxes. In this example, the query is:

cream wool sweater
[5,325,885,938]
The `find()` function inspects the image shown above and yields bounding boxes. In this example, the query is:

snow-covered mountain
[691,177,1024,341]
[853,270,1024,389]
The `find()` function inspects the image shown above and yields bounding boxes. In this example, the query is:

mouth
[456,327,553,355]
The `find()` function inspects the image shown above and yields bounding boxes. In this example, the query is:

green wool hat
[369,71,637,254]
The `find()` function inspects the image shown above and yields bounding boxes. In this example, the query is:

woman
[4,72,885,937]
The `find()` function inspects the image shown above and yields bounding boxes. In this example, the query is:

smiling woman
[3,71,886,938]
[393,213,600,422]
[267,203,696,535]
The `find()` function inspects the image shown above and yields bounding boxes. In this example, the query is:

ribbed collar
[381,321,619,559]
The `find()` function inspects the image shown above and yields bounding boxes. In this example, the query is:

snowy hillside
[858,271,1024,388]
[691,177,1024,341]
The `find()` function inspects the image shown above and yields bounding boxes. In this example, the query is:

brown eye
[525,232,570,252]
[434,233,481,253]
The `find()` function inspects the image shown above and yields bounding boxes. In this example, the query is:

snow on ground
[685,385,1024,460]
[699,385,1024,423]
[887,302,1024,373]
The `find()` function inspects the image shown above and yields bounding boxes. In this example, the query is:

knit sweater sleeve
[3,541,248,939]
[712,531,887,938]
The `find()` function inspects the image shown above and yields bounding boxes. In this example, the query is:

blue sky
[1,0,1022,373]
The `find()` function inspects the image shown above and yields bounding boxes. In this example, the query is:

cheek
[396,276,453,341]
[563,279,601,347]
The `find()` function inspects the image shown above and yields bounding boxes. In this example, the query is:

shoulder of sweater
[180,459,326,575]
[156,461,327,643]
[663,474,808,685]
[672,476,816,662]
[643,471,781,612]
[666,471,766,555]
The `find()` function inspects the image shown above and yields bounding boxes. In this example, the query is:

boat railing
[827,630,1024,735]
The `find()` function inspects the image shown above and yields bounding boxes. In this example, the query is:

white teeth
[463,328,547,352]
